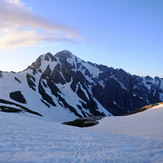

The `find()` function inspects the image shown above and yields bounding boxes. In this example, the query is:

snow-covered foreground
[0,105,163,163]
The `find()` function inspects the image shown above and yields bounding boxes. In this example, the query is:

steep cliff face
[0,50,162,121]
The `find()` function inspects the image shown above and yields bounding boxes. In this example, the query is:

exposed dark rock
[77,63,81,69]
[38,81,56,106]
[87,61,94,67]
[146,76,153,80]
[32,69,38,75]
[92,84,125,115]
[114,69,133,90]
[42,81,47,88]
[87,96,105,116]
[61,61,74,82]
[31,57,41,69]
[51,64,66,84]
[44,52,57,62]
[0,98,42,117]
[92,85,106,103]
[55,50,72,61]
[63,116,104,127]
[41,99,50,108]
[98,73,107,82]
[92,79,142,115]
[70,80,77,92]
[74,71,86,83]
[0,106,22,113]
[84,69,91,77]
[26,73,36,91]
[104,77,147,113]
[0,71,2,78]
[149,88,160,104]
[14,77,21,83]
[42,65,52,78]
[46,79,61,96]
[98,65,114,76]
[56,94,82,118]
[77,85,88,102]
[10,91,26,104]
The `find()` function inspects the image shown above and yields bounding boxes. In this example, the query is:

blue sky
[0,0,162,77]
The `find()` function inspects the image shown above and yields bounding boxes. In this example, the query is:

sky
[0,0,162,78]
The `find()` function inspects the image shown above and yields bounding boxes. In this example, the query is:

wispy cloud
[0,0,82,49]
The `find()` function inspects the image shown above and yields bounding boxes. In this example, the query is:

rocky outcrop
[14,77,21,83]
[44,52,57,62]
[0,71,2,78]
[63,116,104,127]
[31,57,41,70]
[10,91,26,104]
[26,73,36,91]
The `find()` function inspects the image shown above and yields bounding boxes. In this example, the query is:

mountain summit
[0,51,163,122]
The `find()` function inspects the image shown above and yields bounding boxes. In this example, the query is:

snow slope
[92,104,163,140]
[0,104,163,162]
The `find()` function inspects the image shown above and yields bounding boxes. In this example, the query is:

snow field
[92,104,163,140]
[1,107,163,163]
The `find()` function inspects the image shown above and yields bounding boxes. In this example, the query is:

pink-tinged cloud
[0,0,83,49]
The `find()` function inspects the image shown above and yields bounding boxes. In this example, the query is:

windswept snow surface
[0,105,163,162]
[92,104,163,140]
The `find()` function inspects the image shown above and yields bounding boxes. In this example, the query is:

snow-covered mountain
[0,50,163,121]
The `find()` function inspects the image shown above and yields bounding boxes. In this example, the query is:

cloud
[0,0,82,49]
[7,0,25,7]
[0,30,78,48]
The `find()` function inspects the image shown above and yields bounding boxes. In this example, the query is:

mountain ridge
[0,50,162,122]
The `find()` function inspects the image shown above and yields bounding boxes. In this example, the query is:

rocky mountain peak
[43,52,56,62]
[0,50,163,121]
[31,56,42,70]
[30,52,57,72]
[55,50,73,61]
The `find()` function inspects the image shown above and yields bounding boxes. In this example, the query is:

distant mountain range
[0,50,162,122]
